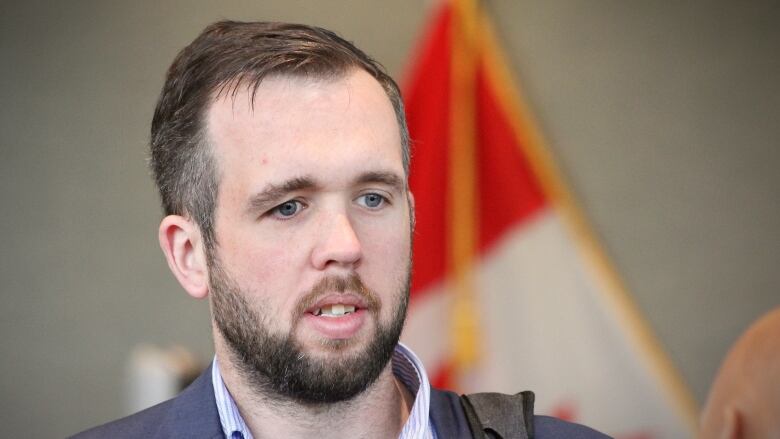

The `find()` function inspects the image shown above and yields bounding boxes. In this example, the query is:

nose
[310,211,363,270]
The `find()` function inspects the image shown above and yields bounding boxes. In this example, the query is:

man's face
[204,70,413,402]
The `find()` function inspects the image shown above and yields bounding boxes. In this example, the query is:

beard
[209,258,410,405]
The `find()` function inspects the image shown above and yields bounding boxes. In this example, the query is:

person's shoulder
[534,415,613,439]
[68,365,221,439]
[68,398,174,439]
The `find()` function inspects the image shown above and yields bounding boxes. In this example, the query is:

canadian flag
[399,1,699,437]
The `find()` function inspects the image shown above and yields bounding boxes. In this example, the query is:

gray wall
[1,1,777,437]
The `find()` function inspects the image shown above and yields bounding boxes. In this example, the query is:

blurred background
[1,0,778,437]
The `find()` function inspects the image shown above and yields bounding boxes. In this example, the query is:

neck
[214,335,413,439]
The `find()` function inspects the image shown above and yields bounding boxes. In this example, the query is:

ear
[158,215,209,299]
[721,406,743,439]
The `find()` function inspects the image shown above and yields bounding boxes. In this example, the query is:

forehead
[204,70,404,187]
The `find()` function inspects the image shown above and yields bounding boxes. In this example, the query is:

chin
[300,330,376,355]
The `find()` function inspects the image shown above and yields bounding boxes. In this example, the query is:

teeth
[315,304,357,317]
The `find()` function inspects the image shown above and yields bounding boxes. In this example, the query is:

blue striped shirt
[212,343,437,439]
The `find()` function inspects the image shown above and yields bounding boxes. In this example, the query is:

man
[73,21,607,438]
[699,307,780,439]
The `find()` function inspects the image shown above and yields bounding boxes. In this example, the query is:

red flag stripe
[405,3,451,298]
[475,62,546,253]
[405,2,547,297]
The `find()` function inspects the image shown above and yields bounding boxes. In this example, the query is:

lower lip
[301,309,368,339]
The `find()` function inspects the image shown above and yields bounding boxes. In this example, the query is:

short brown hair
[150,20,409,250]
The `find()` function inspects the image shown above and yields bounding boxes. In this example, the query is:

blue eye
[358,193,386,209]
[272,200,304,218]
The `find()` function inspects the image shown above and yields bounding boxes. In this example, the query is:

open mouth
[310,304,358,317]
[301,295,371,339]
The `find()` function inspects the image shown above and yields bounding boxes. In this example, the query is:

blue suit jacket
[70,365,610,438]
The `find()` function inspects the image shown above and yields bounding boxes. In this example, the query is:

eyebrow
[246,176,317,213]
[355,171,406,193]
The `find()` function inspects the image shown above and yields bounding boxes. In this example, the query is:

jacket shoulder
[68,398,173,439]
[534,415,613,439]
[68,365,223,439]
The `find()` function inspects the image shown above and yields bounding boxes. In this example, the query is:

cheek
[217,240,309,330]
[215,226,308,299]
[358,218,411,287]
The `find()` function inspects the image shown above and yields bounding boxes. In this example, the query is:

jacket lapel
[156,364,225,439]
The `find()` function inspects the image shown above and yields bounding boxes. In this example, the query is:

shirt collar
[212,342,436,439]
[211,358,252,439]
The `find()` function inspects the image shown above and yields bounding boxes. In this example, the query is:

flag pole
[449,0,482,381]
